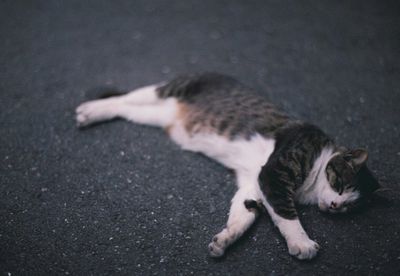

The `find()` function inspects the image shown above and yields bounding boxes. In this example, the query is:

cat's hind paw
[75,100,115,128]
[287,238,320,260]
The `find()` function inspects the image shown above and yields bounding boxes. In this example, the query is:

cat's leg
[119,84,162,105]
[261,197,319,260]
[208,172,261,257]
[258,145,320,260]
[76,97,178,128]
[76,84,169,127]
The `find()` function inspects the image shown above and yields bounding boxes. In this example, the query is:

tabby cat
[76,73,379,260]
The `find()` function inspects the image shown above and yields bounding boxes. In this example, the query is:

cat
[75,73,379,260]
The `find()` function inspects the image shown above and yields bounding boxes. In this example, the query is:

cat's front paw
[208,232,229,258]
[287,238,320,260]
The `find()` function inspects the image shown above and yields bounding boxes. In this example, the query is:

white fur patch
[124,84,162,105]
[295,146,336,205]
[168,122,275,176]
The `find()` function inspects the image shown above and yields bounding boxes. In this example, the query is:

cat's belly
[167,120,276,174]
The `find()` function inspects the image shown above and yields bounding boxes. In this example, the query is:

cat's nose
[330,201,338,209]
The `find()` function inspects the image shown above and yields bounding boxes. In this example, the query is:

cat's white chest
[168,121,275,175]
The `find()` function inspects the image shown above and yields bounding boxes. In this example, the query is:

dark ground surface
[1,0,400,275]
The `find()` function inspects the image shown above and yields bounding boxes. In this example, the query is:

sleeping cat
[75,73,379,260]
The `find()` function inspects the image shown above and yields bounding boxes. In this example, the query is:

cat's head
[318,148,380,213]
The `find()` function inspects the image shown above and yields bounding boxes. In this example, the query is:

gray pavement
[1,0,399,275]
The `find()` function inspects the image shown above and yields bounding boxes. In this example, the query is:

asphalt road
[1,1,399,275]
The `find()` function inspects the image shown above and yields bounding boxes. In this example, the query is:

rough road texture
[1,1,399,275]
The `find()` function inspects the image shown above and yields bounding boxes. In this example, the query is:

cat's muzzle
[318,201,348,213]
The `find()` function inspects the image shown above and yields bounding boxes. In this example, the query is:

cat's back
[157,73,291,139]
[157,72,243,101]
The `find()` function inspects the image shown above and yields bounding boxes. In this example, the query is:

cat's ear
[344,148,368,170]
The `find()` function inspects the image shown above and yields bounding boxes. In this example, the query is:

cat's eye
[345,184,357,192]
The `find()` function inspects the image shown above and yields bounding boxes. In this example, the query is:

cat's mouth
[318,202,348,214]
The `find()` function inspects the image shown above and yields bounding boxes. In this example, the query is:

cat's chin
[318,202,330,212]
